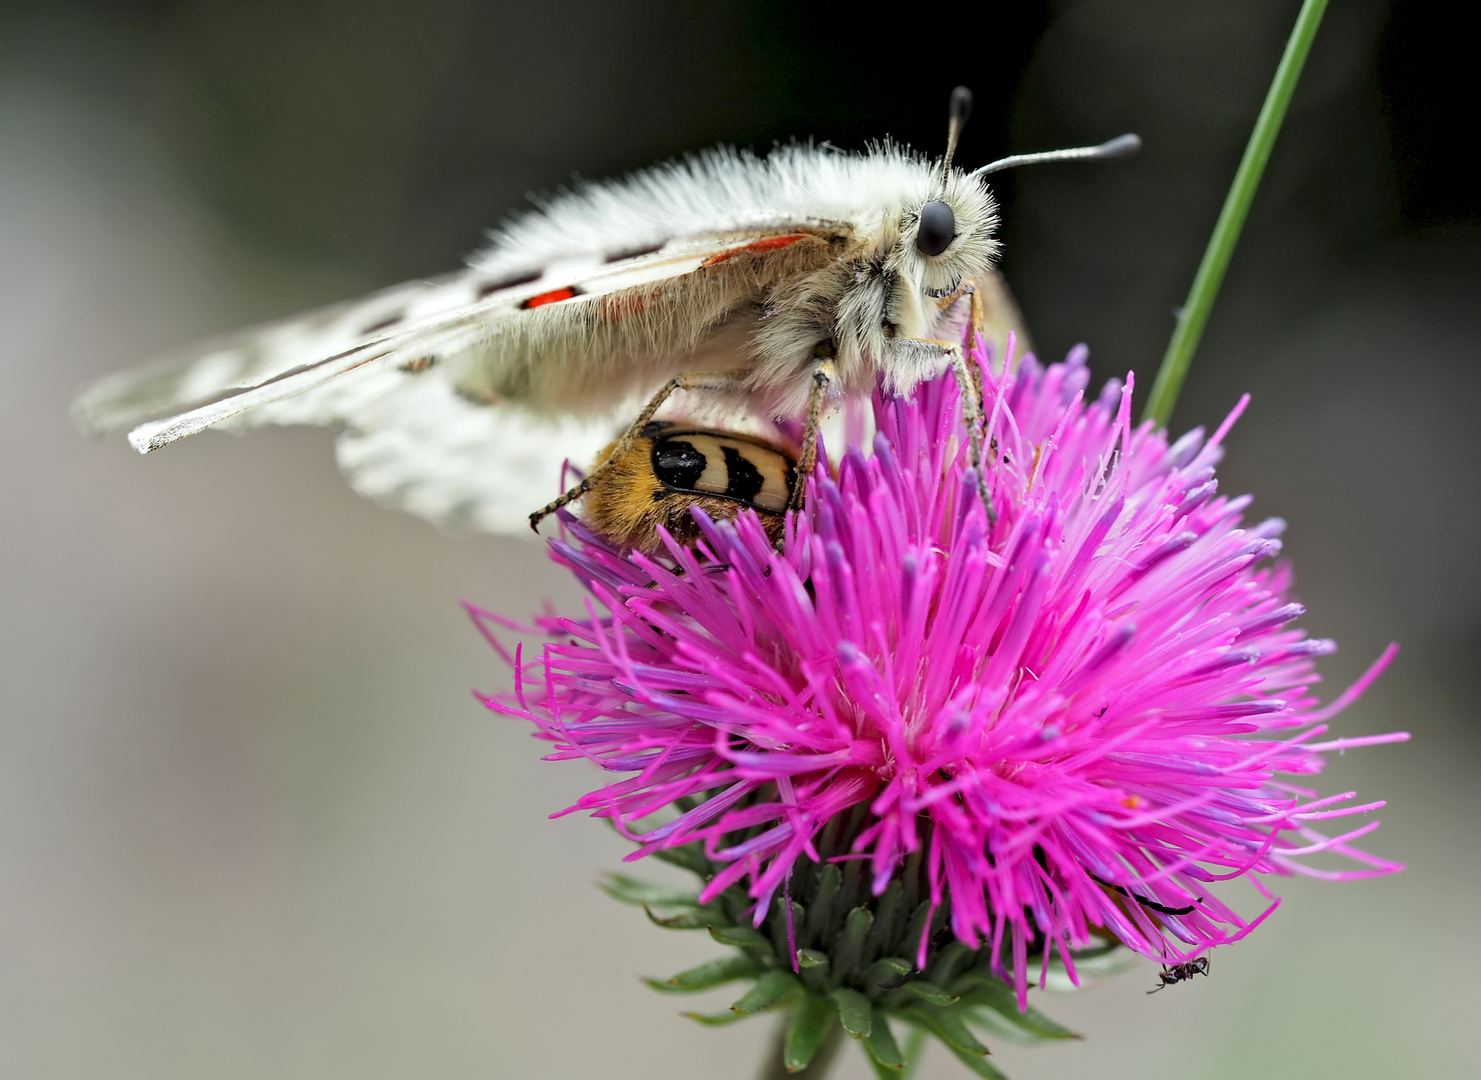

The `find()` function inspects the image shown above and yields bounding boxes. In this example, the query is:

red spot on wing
[521,286,582,309]
[699,234,808,269]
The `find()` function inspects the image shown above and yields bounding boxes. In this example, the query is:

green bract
[603,819,1122,1077]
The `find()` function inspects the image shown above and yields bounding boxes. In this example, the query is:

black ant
[1147,955,1210,994]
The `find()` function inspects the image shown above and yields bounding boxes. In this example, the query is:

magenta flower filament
[474,339,1404,1009]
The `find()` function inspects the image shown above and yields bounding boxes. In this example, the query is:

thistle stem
[1141,0,1329,428]
[757,1016,844,1079]
[899,1028,927,1079]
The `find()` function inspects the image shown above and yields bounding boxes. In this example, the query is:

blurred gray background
[2,0,1475,1076]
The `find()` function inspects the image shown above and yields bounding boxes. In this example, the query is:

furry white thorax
[468,143,1001,412]
[474,143,969,274]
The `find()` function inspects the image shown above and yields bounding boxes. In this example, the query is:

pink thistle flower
[473,340,1406,1009]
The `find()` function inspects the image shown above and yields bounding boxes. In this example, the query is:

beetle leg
[790,358,837,512]
[528,369,750,531]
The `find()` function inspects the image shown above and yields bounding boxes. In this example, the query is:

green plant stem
[899,1027,927,1079]
[757,1016,845,1079]
[1141,0,1329,428]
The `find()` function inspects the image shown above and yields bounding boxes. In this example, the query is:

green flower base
[605,809,1133,1077]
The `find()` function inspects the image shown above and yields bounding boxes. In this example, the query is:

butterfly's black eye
[916,201,956,256]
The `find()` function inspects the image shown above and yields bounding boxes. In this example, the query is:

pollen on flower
[471,336,1407,1011]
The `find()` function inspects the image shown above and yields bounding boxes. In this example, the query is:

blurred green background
[1,1,1476,1076]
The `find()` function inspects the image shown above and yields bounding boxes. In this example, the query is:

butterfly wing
[73,222,844,535]
[70,274,464,438]
[73,140,1033,538]
[331,376,621,536]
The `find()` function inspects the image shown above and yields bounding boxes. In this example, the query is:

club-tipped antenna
[968,133,1142,179]
[939,86,974,187]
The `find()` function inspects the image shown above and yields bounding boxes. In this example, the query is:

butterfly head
[915,84,1143,264]
[897,145,1001,302]
[916,85,976,258]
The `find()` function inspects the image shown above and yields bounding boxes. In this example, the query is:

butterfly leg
[958,269,1032,373]
[950,346,993,522]
[528,369,751,531]
[899,338,995,524]
[933,282,987,405]
[790,358,837,512]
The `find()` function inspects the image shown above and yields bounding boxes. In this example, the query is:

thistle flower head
[475,340,1404,1012]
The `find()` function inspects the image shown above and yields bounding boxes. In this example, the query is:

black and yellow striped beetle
[581,421,796,554]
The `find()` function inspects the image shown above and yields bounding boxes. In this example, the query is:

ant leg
[528,369,749,531]
[790,359,837,512]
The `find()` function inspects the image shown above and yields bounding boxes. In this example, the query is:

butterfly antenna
[939,86,973,187]
[968,133,1142,179]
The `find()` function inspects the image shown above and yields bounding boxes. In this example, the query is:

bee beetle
[1147,955,1211,994]
[580,422,796,554]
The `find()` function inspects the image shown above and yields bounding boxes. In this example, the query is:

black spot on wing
[475,270,542,300]
[360,313,405,335]
[605,242,664,263]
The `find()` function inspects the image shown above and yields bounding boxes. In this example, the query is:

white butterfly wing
[77,143,943,457]
[73,145,1032,538]
[71,274,470,438]
[331,376,620,535]
[73,228,836,536]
